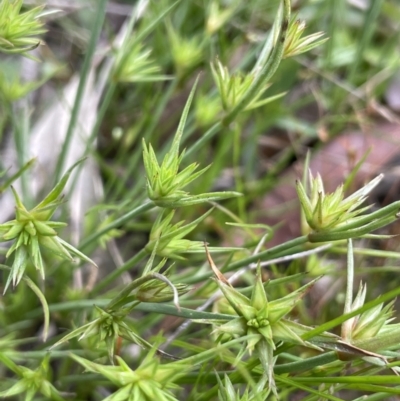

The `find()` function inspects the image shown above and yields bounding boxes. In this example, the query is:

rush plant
[1,0,400,400]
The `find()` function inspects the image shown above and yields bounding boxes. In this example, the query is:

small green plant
[71,352,189,401]
[208,249,322,395]
[0,355,65,401]
[113,42,171,83]
[283,16,328,58]
[142,80,241,208]
[217,373,270,401]
[0,160,96,293]
[1,0,400,399]
[296,172,383,232]
[0,0,49,55]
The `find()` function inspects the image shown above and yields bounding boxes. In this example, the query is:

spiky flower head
[0,355,65,401]
[113,42,171,83]
[283,17,328,58]
[217,374,270,401]
[166,22,203,77]
[296,172,383,233]
[135,279,190,303]
[51,305,150,362]
[207,248,319,394]
[0,0,54,56]
[71,352,189,401]
[143,79,240,208]
[145,209,212,260]
[0,160,96,293]
[340,282,400,359]
[210,59,286,114]
[206,1,238,35]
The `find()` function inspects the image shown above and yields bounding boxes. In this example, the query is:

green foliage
[283,16,328,59]
[0,0,48,55]
[0,355,65,401]
[0,69,41,102]
[211,59,287,113]
[135,276,190,304]
[217,374,270,401]
[51,305,149,362]
[113,42,171,83]
[166,21,203,78]
[145,208,212,259]
[71,352,189,401]
[1,0,400,399]
[297,173,382,232]
[0,160,96,293]
[143,79,241,208]
[210,258,322,394]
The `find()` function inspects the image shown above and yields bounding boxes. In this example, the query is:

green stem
[106,272,179,310]
[9,103,29,203]
[90,248,148,295]
[348,0,384,83]
[183,0,291,162]
[342,238,354,339]
[301,285,400,342]
[290,376,400,385]
[222,0,291,126]
[175,351,337,384]
[226,235,308,272]
[112,79,179,200]
[177,0,290,189]
[232,122,245,219]
[309,214,398,242]
[28,298,234,321]
[53,0,107,183]
[274,351,337,374]
[183,121,222,161]
[174,335,259,366]
[356,389,400,401]
[106,274,154,310]
[133,302,233,320]
[5,349,95,360]
[276,375,344,401]
[87,83,116,152]
[0,158,35,193]
[331,246,400,259]
[317,200,400,235]
[24,276,50,343]
[79,200,155,250]
[179,238,308,286]
[0,353,22,375]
